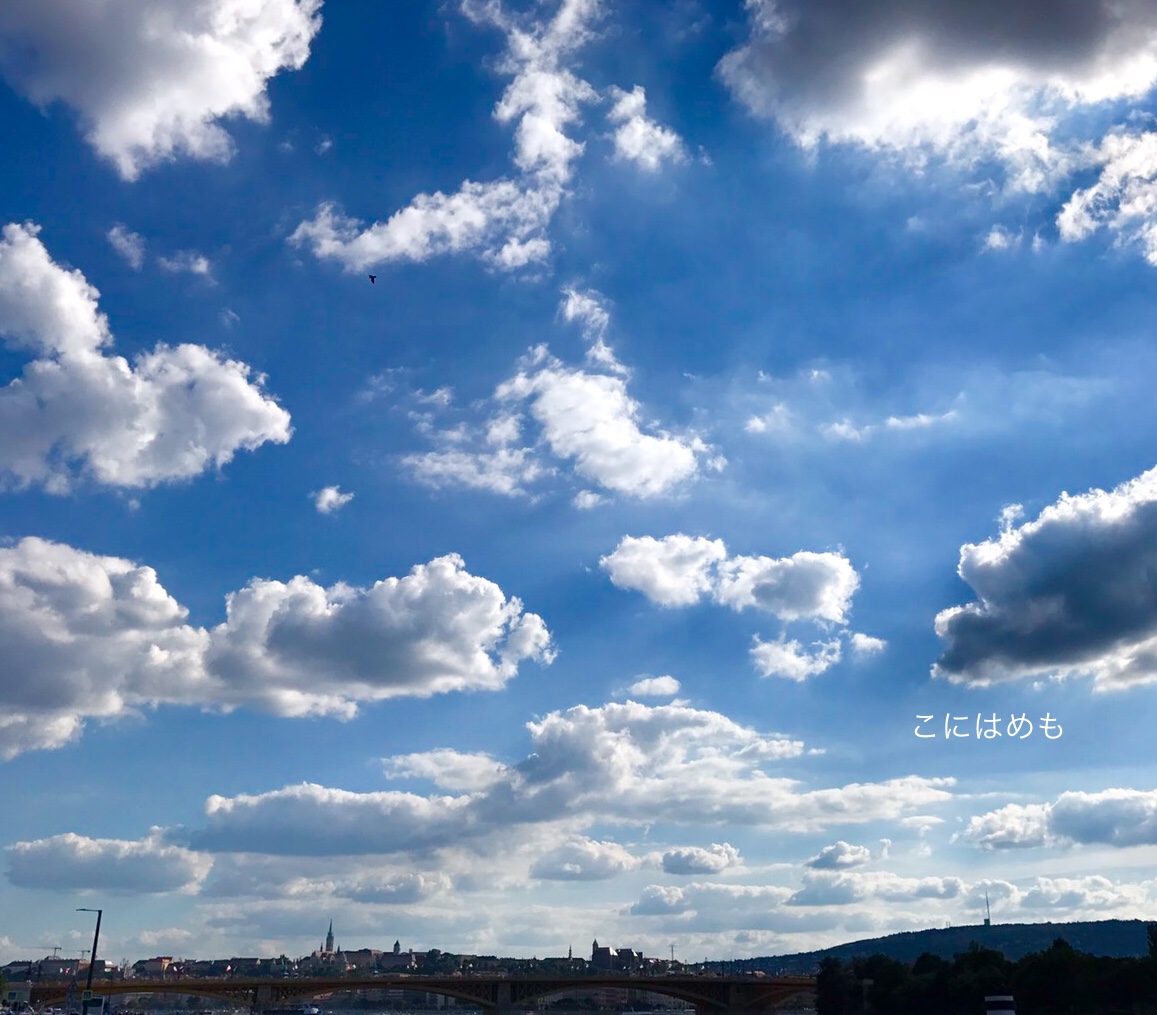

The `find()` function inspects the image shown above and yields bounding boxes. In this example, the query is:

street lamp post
[77,909,103,1015]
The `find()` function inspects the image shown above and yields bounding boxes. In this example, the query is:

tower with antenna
[984,890,992,927]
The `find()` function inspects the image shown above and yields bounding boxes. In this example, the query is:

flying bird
[368,274,376,284]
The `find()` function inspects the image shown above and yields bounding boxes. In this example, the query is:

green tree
[816,957,856,1015]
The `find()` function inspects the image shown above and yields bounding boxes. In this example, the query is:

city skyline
[3,0,1157,965]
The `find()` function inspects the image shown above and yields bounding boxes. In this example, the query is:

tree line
[816,925,1157,1015]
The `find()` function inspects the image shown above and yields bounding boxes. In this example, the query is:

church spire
[325,921,334,953]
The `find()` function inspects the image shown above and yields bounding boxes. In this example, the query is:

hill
[752,919,1152,972]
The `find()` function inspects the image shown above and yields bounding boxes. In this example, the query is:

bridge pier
[251,984,274,1015]
[494,981,513,1015]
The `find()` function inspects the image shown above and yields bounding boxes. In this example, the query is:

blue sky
[4,0,1157,966]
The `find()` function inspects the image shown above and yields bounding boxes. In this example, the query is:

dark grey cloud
[721,0,1143,116]
[717,0,1157,208]
[934,465,1157,688]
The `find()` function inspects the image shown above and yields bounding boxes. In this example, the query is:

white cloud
[401,447,549,496]
[610,538,850,632]
[0,222,291,492]
[496,348,704,497]
[204,554,556,717]
[934,463,1157,689]
[788,869,965,906]
[5,831,212,893]
[957,803,1054,849]
[531,838,641,880]
[0,536,212,759]
[560,286,624,374]
[961,789,1157,849]
[573,489,605,509]
[606,85,687,171]
[157,251,213,277]
[983,225,1022,251]
[107,224,145,269]
[183,700,952,857]
[0,538,554,758]
[805,840,873,870]
[661,842,740,875]
[1057,129,1157,264]
[849,632,887,655]
[402,300,710,501]
[383,749,509,792]
[290,0,601,272]
[0,0,322,180]
[750,635,842,681]
[715,551,860,623]
[560,285,610,341]
[334,870,450,905]
[603,534,869,681]
[312,485,354,514]
[601,534,727,607]
[630,882,796,922]
[626,675,682,698]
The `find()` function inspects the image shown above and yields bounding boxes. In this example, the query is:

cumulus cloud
[333,871,450,905]
[661,842,740,875]
[718,0,1155,177]
[107,224,145,269]
[0,222,291,492]
[531,838,641,880]
[0,537,553,759]
[805,840,873,870]
[602,534,871,679]
[934,464,1157,689]
[788,869,965,906]
[630,882,797,926]
[626,675,681,698]
[607,85,687,171]
[383,749,510,792]
[0,537,212,758]
[402,293,711,501]
[5,831,211,893]
[849,632,887,655]
[960,789,1157,849]
[718,0,1157,265]
[602,534,727,607]
[183,700,952,856]
[750,635,842,681]
[312,485,354,513]
[967,875,1156,918]
[205,554,556,717]
[290,0,600,272]
[603,535,859,621]
[494,347,704,497]
[0,0,322,180]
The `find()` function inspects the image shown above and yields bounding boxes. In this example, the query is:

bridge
[29,975,815,1015]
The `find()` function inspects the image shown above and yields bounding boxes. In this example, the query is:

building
[591,941,644,972]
